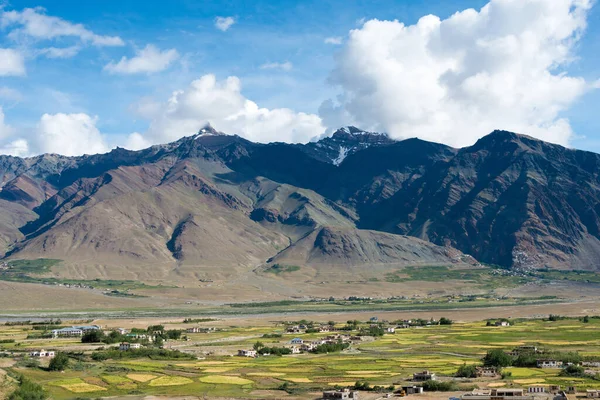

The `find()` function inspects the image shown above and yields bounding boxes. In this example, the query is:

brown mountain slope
[268,227,470,270]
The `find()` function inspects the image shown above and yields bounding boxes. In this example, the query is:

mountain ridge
[1,128,599,277]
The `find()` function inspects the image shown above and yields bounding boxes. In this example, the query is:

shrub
[560,365,585,377]
[48,352,69,371]
[456,364,477,378]
[483,349,512,367]
[9,374,47,400]
[422,380,458,392]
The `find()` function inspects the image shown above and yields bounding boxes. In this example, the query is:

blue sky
[0,0,599,155]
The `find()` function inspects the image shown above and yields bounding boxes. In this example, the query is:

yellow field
[199,375,254,385]
[49,379,107,393]
[148,376,194,386]
[282,377,312,383]
[514,379,547,384]
[127,373,158,382]
[101,375,132,384]
[61,383,107,393]
[202,367,236,373]
[246,372,286,377]
[328,381,357,386]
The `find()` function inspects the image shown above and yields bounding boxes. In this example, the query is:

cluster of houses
[186,327,216,333]
[297,334,358,353]
[0,261,9,271]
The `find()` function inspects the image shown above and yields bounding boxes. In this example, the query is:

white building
[537,360,563,368]
[119,342,142,351]
[237,349,257,357]
[462,389,533,400]
[413,370,436,381]
[29,349,55,358]
[52,325,100,338]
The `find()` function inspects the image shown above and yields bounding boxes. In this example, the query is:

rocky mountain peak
[300,126,396,165]
[196,123,224,137]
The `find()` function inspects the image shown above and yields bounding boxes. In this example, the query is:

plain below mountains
[0,125,599,287]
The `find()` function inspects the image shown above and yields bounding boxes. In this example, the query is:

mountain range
[1,125,600,285]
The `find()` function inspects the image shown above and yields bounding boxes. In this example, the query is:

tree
[560,365,585,377]
[439,317,453,325]
[81,330,105,343]
[48,352,69,371]
[165,330,182,340]
[153,336,163,348]
[583,315,590,323]
[253,341,265,351]
[483,349,512,368]
[456,363,477,378]
[147,325,164,333]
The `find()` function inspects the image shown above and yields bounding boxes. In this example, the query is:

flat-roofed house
[413,370,436,381]
[537,360,563,368]
[29,350,55,358]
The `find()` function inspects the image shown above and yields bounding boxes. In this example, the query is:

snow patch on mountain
[333,146,349,166]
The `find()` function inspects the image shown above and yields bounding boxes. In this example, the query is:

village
[0,314,599,400]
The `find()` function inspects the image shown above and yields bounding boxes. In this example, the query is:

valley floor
[1,315,600,399]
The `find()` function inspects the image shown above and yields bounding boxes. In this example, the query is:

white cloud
[0,139,29,157]
[0,48,25,76]
[0,107,25,156]
[324,36,343,45]
[1,7,124,46]
[30,113,108,156]
[0,87,22,102]
[126,74,325,147]
[104,45,179,75]
[125,132,151,151]
[37,45,80,59]
[0,107,14,141]
[215,16,235,31]
[260,61,293,71]
[320,0,596,147]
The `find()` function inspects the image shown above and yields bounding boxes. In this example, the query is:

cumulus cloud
[0,48,25,76]
[260,61,293,71]
[0,139,29,157]
[0,7,124,46]
[324,36,343,45]
[104,45,179,75]
[0,110,110,157]
[320,0,596,147]
[215,16,235,31]
[126,74,325,147]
